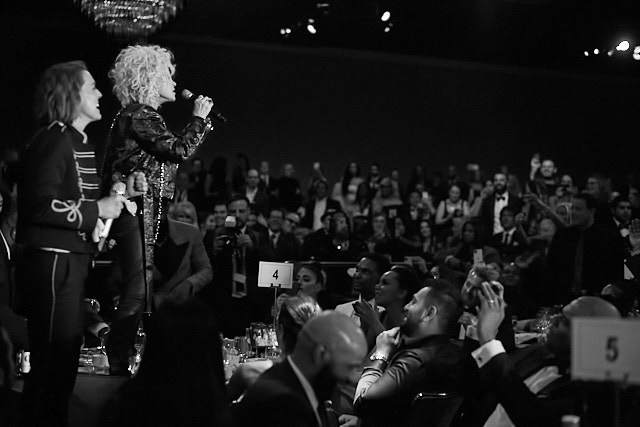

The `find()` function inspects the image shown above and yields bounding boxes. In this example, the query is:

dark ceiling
[4,0,640,75]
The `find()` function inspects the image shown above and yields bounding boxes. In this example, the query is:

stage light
[593,49,600,55]
[584,51,589,56]
[616,40,630,51]
[381,11,391,22]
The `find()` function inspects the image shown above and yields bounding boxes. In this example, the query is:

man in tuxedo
[301,180,341,231]
[488,206,529,263]
[477,173,523,242]
[546,193,626,305]
[609,196,634,253]
[236,311,367,427]
[257,208,300,262]
[354,280,474,427]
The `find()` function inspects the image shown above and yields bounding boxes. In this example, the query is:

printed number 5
[272,270,279,280]
[606,336,619,362]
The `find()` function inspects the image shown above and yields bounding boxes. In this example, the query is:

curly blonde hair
[109,45,175,107]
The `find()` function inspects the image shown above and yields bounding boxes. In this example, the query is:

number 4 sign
[571,318,640,385]
[258,261,294,289]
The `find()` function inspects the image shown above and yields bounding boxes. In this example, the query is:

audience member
[435,183,470,244]
[609,196,634,253]
[473,287,631,426]
[167,200,199,228]
[207,195,266,337]
[365,213,391,254]
[474,172,523,241]
[236,311,367,427]
[244,168,270,217]
[257,208,301,262]
[204,156,230,208]
[370,177,403,216]
[301,180,341,231]
[354,280,473,427]
[274,163,302,213]
[231,153,250,194]
[153,218,212,306]
[487,206,529,263]
[546,193,626,305]
[335,253,390,329]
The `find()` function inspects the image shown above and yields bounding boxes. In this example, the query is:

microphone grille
[181,89,194,100]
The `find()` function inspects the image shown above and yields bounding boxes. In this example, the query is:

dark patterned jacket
[17,122,101,253]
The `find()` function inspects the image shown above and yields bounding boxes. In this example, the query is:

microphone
[181,89,228,123]
[98,182,126,251]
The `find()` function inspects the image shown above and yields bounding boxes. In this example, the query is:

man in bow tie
[476,172,523,241]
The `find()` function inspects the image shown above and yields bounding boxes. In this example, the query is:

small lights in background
[583,39,640,62]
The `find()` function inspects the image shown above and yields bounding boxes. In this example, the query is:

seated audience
[354,280,474,427]
[235,311,367,427]
[473,286,633,426]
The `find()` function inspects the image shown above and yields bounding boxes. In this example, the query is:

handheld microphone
[181,89,228,123]
[98,182,126,251]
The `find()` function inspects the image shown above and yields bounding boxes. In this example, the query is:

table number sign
[258,261,294,289]
[571,318,640,385]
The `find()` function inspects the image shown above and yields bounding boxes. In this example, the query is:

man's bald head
[293,311,367,385]
[297,311,366,356]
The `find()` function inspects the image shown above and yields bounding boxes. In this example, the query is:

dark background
[1,0,639,188]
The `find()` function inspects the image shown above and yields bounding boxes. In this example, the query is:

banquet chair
[410,391,464,427]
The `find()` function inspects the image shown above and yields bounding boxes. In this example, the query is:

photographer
[204,195,266,337]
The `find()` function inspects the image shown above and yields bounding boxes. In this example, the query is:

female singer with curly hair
[101,44,213,374]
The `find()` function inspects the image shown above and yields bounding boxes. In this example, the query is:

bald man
[473,287,626,426]
[236,311,367,427]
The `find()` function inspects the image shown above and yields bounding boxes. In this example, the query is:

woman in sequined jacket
[101,45,213,374]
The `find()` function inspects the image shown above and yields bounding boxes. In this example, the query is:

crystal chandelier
[76,0,186,39]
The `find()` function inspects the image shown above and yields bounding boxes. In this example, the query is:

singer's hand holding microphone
[182,89,228,123]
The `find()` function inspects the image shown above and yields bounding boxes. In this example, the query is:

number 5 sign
[571,318,640,385]
[258,262,294,289]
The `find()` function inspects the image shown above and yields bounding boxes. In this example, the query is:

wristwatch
[369,352,389,363]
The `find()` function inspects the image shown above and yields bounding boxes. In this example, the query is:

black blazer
[235,359,320,427]
[479,193,523,238]
[257,231,301,262]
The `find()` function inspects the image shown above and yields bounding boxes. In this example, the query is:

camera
[222,215,238,248]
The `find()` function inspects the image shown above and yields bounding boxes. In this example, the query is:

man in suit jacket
[472,284,625,427]
[153,218,212,305]
[236,311,367,427]
[487,206,529,263]
[475,173,523,242]
[301,180,342,230]
[257,208,300,262]
[546,193,626,305]
[244,169,271,218]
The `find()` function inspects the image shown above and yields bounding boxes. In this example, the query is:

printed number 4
[272,270,279,280]
[606,336,619,362]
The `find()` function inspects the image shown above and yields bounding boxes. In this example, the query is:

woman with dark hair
[231,153,250,194]
[347,181,372,220]
[435,183,470,245]
[17,61,125,425]
[226,295,322,401]
[417,219,436,263]
[354,264,422,350]
[334,161,364,210]
[101,44,214,374]
[386,216,421,261]
[434,221,500,286]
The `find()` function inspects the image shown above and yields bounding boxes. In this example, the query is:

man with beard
[354,280,474,427]
[236,311,367,427]
[475,172,523,242]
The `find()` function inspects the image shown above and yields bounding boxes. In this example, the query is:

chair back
[410,391,464,427]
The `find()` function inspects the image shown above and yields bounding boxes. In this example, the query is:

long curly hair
[109,45,175,107]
